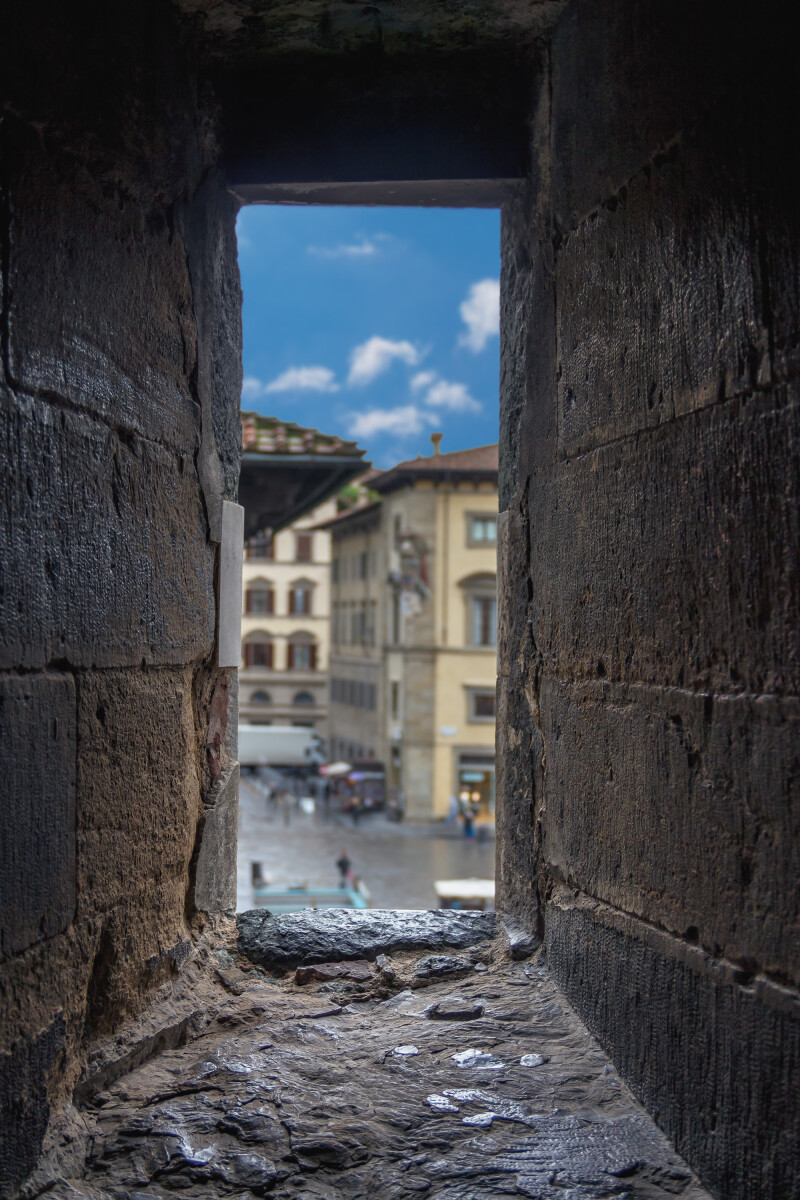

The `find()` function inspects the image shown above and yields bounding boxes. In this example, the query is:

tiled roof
[397,443,498,472]
[241,412,365,459]
[371,442,498,492]
[312,499,383,531]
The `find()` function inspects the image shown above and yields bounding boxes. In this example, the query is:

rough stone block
[194,762,239,915]
[549,0,754,230]
[499,198,557,508]
[412,954,473,982]
[494,675,539,934]
[556,136,766,458]
[540,678,800,982]
[0,391,215,670]
[545,892,800,1200]
[76,668,198,918]
[5,139,200,455]
[528,387,800,695]
[295,960,372,986]
[0,674,75,959]
[496,506,531,682]
[238,909,496,973]
[0,1013,65,1194]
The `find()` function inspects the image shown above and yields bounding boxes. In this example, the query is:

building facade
[240,497,335,736]
[325,444,498,819]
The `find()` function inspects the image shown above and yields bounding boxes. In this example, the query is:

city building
[240,497,335,735]
[237,413,369,740]
[323,441,498,820]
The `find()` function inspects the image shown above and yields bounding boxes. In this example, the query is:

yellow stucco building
[323,443,498,820]
[240,497,336,734]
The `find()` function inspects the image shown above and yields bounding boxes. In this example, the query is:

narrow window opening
[236,205,499,913]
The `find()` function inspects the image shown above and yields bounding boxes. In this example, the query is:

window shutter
[265,642,273,668]
[267,589,274,614]
[289,589,296,615]
[287,643,295,669]
[245,591,253,614]
[244,643,253,667]
[309,644,317,670]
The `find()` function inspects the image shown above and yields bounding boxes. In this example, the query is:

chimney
[431,432,443,455]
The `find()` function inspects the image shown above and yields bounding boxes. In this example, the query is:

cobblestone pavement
[52,931,711,1200]
[237,778,495,913]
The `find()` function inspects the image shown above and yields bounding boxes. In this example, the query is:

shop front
[457,752,496,818]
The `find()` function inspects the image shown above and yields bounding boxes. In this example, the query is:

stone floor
[46,914,711,1200]
[237,778,495,913]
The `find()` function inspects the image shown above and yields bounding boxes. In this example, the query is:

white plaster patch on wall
[218,500,245,668]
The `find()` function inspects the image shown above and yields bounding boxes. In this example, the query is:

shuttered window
[245,587,274,614]
[244,641,273,668]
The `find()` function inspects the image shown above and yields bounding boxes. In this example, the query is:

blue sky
[237,206,500,469]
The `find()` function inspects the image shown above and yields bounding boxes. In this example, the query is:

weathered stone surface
[295,960,373,986]
[413,954,474,981]
[499,183,557,509]
[494,8,800,1200]
[541,679,800,982]
[546,892,800,1200]
[56,958,710,1198]
[0,674,75,959]
[495,675,540,936]
[5,150,201,456]
[549,0,756,231]
[194,763,239,916]
[0,391,215,671]
[238,909,496,972]
[76,669,199,920]
[425,995,484,1021]
[501,920,540,961]
[0,1014,65,1195]
[556,134,767,458]
[528,389,799,696]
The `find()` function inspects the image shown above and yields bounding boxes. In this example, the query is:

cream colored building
[324,444,498,819]
[240,497,336,735]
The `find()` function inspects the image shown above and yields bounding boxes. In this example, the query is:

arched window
[293,691,314,706]
[458,572,497,648]
[287,631,317,671]
[251,690,271,704]
[245,578,274,614]
[242,631,274,668]
[288,578,314,615]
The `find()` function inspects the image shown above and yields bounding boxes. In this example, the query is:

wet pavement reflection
[237,777,495,913]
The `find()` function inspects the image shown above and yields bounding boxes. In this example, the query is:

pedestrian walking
[336,850,351,888]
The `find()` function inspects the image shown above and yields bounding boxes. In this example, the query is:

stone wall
[0,4,241,1192]
[497,1,800,1196]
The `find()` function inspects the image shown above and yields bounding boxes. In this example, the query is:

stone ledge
[237,908,497,973]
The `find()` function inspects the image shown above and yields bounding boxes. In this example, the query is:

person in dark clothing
[336,850,351,888]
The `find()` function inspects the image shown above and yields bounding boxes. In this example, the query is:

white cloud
[410,370,437,393]
[235,214,253,252]
[263,366,340,394]
[346,404,437,439]
[308,235,388,260]
[242,376,264,400]
[424,379,481,413]
[348,337,421,387]
[458,278,500,353]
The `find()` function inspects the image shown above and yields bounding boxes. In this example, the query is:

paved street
[237,776,495,913]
